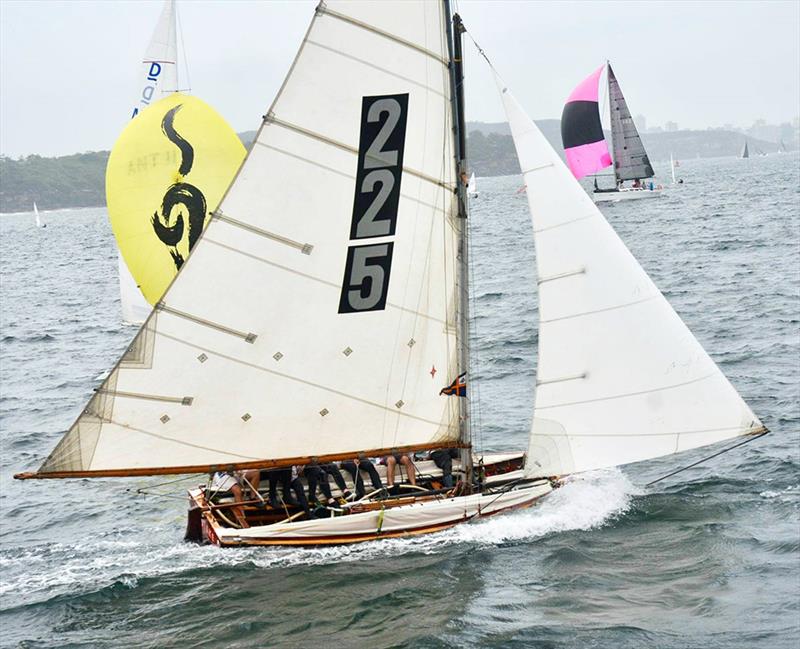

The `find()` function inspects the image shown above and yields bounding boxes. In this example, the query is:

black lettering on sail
[150,104,208,270]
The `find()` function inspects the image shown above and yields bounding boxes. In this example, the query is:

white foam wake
[0,469,638,607]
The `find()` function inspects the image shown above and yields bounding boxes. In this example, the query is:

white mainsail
[670,152,677,184]
[37,0,462,476]
[496,81,765,478]
[118,0,179,325]
[33,202,42,228]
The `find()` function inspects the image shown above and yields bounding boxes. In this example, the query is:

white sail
[33,202,42,228]
[670,152,676,184]
[468,172,478,197]
[496,81,765,479]
[118,252,151,324]
[38,0,461,476]
[118,0,179,325]
[131,0,178,119]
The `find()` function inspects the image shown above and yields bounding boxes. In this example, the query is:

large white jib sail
[29,1,463,478]
[496,80,765,478]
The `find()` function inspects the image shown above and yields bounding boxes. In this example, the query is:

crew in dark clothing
[341,458,384,499]
[263,467,312,516]
[431,448,460,488]
[305,463,352,505]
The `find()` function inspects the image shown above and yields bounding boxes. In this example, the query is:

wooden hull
[191,480,552,547]
[186,452,553,547]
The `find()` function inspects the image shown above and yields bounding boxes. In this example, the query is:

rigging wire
[645,431,769,487]
[176,3,192,93]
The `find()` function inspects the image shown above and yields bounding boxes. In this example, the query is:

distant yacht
[468,171,478,198]
[740,140,749,159]
[561,62,663,202]
[33,202,45,228]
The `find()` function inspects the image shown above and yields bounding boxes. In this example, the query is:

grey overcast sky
[1,0,798,158]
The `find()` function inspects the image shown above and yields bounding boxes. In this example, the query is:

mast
[444,1,473,488]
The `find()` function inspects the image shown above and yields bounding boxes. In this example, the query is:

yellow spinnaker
[106,93,246,305]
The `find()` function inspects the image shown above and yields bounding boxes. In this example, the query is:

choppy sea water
[1,154,798,648]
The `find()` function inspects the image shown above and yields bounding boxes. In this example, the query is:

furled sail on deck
[497,79,765,478]
[33,0,461,477]
[561,65,612,180]
[607,64,653,181]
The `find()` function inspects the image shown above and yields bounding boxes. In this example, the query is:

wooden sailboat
[15,1,766,548]
[561,63,663,202]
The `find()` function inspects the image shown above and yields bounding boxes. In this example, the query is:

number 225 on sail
[339,94,409,314]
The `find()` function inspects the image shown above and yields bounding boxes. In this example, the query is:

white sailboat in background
[33,202,45,228]
[17,1,766,549]
[117,0,179,325]
[561,63,663,202]
[468,172,478,198]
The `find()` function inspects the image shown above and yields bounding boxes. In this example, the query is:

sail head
[607,64,654,181]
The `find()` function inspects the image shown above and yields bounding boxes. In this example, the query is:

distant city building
[635,113,647,133]
[665,121,678,132]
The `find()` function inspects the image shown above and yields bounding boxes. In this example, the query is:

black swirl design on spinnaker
[149,104,208,270]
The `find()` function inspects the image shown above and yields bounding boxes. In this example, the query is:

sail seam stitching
[305,39,448,99]
[541,294,659,323]
[265,116,453,190]
[203,238,449,325]
[213,211,313,254]
[254,141,448,215]
[155,330,451,429]
[316,6,448,66]
[156,304,258,343]
[536,371,717,410]
[521,162,554,175]
[533,213,594,234]
[536,424,760,437]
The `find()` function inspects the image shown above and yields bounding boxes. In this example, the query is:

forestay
[497,79,765,478]
[35,1,461,477]
[607,64,654,182]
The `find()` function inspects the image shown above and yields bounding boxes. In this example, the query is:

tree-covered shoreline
[0,124,786,213]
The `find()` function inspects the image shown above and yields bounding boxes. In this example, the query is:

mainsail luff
[496,79,765,479]
[443,5,473,484]
[30,1,462,478]
[607,63,654,182]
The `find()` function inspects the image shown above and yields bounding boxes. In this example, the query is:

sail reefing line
[18,1,464,480]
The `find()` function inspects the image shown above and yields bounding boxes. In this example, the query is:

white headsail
[131,0,178,119]
[37,1,462,477]
[496,81,765,478]
[33,202,42,228]
[118,0,179,325]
